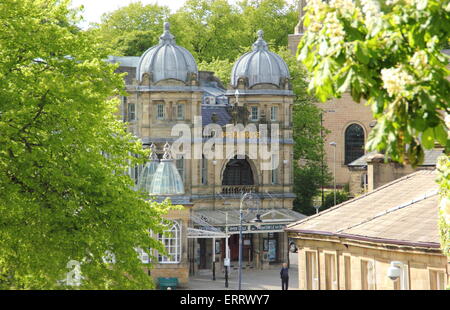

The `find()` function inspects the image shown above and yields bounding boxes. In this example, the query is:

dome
[136,144,159,194]
[137,22,198,84]
[149,143,185,196]
[231,30,290,88]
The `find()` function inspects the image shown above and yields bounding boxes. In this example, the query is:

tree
[89,0,298,62]
[298,0,449,252]
[0,0,171,289]
[171,0,298,62]
[322,190,350,211]
[88,1,170,56]
[277,48,332,215]
[237,0,299,50]
[198,58,235,86]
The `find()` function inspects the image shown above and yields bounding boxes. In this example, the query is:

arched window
[222,156,254,185]
[345,124,365,164]
[158,221,181,264]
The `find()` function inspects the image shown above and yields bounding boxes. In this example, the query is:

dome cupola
[231,30,290,89]
[137,22,198,84]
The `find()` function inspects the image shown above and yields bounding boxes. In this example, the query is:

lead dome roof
[137,22,198,84]
[231,30,290,88]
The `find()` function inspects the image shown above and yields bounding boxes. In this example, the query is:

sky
[70,0,188,27]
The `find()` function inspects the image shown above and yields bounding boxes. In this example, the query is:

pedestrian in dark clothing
[280,263,289,290]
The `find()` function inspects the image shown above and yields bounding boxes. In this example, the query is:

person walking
[280,263,289,290]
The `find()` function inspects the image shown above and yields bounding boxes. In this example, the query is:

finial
[159,22,175,45]
[149,143,158,161]
[162,142,172,160]
[252,29,268,51]
[257,30,264,39]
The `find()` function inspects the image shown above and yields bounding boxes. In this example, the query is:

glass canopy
[148,143,185,196]
[136,144,160,193]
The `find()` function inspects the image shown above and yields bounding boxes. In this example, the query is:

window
[201,155,207,185]
[344,256,351,290]
[128,154,141,185]
[270,106,278,122]
[157,221,181,264]
[122,96,128,122]
[361,173,368,191]
[128,102,136,121]
[429,270,445,290]
[157,103,165,120]
[176,104,185,120]
[222,157,254,186]
[271,155,278,184]
[325,253,337,290]
[176,157,184,181]
[250,106,259,121]
[345,124,365,164]
[391,262,409,290]
[306,251,318,290]
[361,260,375,290]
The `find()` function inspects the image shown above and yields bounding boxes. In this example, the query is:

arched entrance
[222,156,255,186]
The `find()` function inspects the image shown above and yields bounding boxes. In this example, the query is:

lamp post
[329,142,337,206]
[313,205,321,214]
[238,192,252,290]
[224,212,230,288]
[212,160,217,281]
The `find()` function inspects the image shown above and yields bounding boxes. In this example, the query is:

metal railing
[221,185,257,195]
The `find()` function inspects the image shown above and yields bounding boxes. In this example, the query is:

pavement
[185,253,298,290]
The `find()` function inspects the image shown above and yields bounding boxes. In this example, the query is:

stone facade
[286,170,449,290]
[148,208,191,286]
[112,24,304,286]
[320,93,374,186]
[288,1,375,189]
[348,149,443,196]
[293,236,448,290]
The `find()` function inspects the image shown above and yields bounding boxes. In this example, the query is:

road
[185,253,298,290]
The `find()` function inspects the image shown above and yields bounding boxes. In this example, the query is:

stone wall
[292,236,448,290]
[319,93,374,186]
[366,155,434,192]
[149,207,191,287]
[348,167,367,196]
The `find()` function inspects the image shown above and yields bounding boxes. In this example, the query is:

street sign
[224,258,230,267]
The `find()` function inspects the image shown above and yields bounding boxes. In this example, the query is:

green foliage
[437,155,450,256]
[87,1,170,56]
[322,190,351,211]
[198,58,235,86]
[90,0,297,62]
[237,0,299,55]
[299,0,450,256]
[169,0,245,62]
[293,162,330,215]
[276,48,332,215]
[298,0,450,167]
[0,0,172,289]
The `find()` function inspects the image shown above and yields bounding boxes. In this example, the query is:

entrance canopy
[187,228,227,239]
[192,208,305,235]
